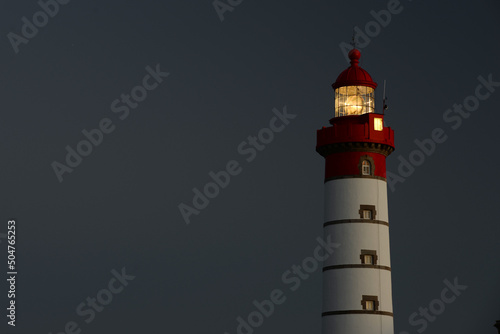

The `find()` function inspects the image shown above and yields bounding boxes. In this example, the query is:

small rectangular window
[361,295,379,311]
[360,250,378,265]
[374,118,383,131]
[359,205,376,219]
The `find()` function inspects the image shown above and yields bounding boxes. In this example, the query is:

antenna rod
[351,26,357,49]
[383,80,388,114]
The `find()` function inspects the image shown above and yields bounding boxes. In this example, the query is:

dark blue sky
[0,0,499,333]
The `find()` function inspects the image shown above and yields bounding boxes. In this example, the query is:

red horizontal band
[325,151,386,179]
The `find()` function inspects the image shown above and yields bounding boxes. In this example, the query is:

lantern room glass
[335,85,375,117]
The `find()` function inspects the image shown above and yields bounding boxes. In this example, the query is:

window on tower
[359,156,375,176]
[362,160,371,175]
[361,295,379,311]
[359,205,376,219]
[360,250,378,265]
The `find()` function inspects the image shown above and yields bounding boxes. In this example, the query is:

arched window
[359,156,375,176]
[362,160,371,175]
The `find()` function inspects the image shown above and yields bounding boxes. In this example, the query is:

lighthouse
[316,48,395,333]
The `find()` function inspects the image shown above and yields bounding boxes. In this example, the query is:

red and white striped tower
[316,48,395,334]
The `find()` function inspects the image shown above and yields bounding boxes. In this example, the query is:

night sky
[0,0,499,333]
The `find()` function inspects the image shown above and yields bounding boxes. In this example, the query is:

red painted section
[332,49,377,90]
[325,151,387,179]
[317,113,395,179]
[316,113,395,148]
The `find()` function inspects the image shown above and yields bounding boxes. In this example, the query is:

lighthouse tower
[316,48,395,334]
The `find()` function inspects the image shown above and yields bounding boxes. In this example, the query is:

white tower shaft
[321,178,393,333]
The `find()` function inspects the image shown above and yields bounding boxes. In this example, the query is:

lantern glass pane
[335,86,375,117]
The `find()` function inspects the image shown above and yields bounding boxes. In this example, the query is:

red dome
[332,49,377,90]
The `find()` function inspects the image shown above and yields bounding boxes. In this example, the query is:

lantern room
[332,49,378,117]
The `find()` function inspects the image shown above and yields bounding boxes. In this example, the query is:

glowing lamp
[335,85,375,116]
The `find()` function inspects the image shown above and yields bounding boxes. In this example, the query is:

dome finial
[349,28,360,66]
[348,48,361,66]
